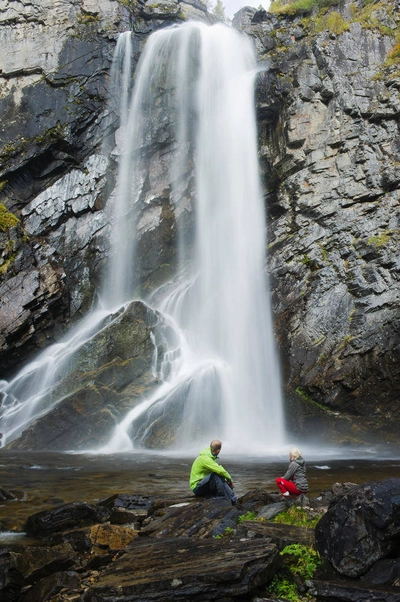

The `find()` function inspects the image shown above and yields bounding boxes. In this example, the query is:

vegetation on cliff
[0,204,19,232]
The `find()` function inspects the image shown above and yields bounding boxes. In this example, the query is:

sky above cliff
[225,0,271,18]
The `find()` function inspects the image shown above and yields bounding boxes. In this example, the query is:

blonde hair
[289,447,301,459]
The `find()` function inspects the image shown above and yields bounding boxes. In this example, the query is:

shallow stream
[0,447,399,540]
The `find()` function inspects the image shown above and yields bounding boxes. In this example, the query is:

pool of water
[0,448,399,534]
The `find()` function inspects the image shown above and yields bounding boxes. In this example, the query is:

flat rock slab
[25,502,110,538]
[140,499,238,538]
[83,537,281,601]
[310,579,400,602]
[237,520,315,550]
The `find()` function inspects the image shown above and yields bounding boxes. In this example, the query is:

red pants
[276,477,302,496]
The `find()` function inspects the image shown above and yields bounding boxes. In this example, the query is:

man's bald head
[210,440,222,455]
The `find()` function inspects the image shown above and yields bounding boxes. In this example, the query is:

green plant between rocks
[214,526,234,538]
[386,33,400,65]
[272,505,321,528]
[265,543,322,601]
[314,10,350,34]
[368,232,391,247]
[267,575,300,601]
[237,510,258,524]
[283,543,322,579]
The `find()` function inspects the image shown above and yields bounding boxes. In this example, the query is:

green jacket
[189,446,232,490]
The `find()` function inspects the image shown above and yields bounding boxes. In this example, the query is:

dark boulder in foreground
[315,478,400,577]
[25,502,110,539]
[83,537,281,602]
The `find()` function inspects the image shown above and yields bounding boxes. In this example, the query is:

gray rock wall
[237,0,400,443]
[0,0,209,375]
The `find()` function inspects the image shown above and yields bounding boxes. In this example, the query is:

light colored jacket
[283,456,308,492]
[189,446,232,490]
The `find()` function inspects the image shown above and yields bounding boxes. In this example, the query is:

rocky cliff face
[234,0,400,444]
[0,0,210,376]
[0,0,399,448]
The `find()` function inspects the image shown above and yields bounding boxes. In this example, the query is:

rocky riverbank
[1,477,399,601]
[1,0,399,451]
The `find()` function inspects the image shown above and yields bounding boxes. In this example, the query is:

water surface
[1,449,399,536]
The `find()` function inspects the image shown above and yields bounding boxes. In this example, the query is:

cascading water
[0,21,286,454]
[102,21,285,454]
[0,34,134,447]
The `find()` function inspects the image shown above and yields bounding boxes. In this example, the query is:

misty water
[0,22,284,455]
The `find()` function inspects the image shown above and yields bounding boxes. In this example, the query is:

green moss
[295,387,312,403]
[270,0,341,17]
[312,334,325,346]
[214,526,234,538]
[367,232,391,247]
[237,511,258,524]
[33,123,67,146]
[77,11,101,24]
[117,0,137,6]
[337,334,354,351]
[0,204,20,232]
[314,10,350,34]
[1,143,18,160]
[0,256,14,276]
[272,506,320,528]
[295,387,334,414]
[317,242,329,261]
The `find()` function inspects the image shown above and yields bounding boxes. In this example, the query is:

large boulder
[24,502,110,539]
[5,301,167,451]
[82,536,281,601]
[315,478,400,577]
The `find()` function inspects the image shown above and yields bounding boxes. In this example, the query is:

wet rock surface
[5,302,166,451]
[0,0,399,447]
[315,477,400,577]
[0,479,399,601]
[238,0,400,444]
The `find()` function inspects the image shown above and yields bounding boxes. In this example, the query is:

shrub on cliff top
[269,0,340,17]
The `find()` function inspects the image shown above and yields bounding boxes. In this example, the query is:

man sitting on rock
[189,439,237,505]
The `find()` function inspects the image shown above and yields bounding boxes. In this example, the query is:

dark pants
[193,473,237,504]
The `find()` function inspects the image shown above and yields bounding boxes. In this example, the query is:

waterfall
[0,22,286,455]
[102,21,285,454]
[0,35,134,447]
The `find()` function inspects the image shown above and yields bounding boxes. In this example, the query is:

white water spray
[0,22,286,454]
[102,22,285,454]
